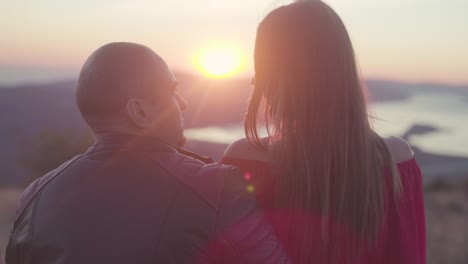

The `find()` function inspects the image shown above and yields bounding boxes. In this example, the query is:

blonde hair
[245,1,402,262]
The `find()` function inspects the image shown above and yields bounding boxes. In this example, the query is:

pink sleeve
[390,159,426,264]
[411,161,426,264]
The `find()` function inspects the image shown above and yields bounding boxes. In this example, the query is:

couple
[6,1,425,264]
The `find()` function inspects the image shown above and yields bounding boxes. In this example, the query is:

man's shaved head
[76,42,186,145]
[76,42,177,130]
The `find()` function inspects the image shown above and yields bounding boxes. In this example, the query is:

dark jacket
[5,135,287,264]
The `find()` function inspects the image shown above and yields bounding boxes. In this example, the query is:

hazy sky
[1,0,467,84]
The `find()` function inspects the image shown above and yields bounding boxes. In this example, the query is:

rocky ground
[0,180,466,264]
[425,180,468,264]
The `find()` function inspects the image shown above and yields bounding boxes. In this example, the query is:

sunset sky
[1,0,467,84]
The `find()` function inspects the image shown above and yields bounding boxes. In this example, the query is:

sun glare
[195,44,245,78]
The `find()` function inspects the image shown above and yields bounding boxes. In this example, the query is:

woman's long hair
[245,1,402,262]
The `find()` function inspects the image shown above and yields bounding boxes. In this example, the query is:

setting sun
[194,44,245,78]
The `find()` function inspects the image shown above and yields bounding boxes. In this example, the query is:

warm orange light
[194,43,245,78]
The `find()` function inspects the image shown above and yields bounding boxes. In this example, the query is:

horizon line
[1,68,468,88]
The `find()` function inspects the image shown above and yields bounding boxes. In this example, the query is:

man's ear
[126,98,150,128]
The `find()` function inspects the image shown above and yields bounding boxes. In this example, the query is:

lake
[186,90,468,158]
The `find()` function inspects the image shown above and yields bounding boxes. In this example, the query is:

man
[5,43,286,263]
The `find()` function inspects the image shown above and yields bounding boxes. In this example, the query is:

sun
[194,43,245,78]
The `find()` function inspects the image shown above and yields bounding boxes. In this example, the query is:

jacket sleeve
[5,178,43,264]
[205,167,289,264]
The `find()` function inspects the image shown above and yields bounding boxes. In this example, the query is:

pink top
[221,157,426,264]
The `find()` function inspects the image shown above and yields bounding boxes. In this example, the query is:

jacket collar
[86,134,215,164]
[86,134,178,154]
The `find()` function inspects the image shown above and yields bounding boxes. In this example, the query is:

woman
[221,1,426,263]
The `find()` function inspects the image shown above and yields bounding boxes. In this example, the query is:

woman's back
[234,0,426,262]
[221,137,426,264]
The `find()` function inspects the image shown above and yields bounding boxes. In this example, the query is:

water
[186,90,468,158]
[371,91,468,157]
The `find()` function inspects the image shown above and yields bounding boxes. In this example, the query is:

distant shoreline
[412,147,468,184]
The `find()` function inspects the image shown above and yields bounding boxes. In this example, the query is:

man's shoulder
[187,162,247,211]
[146,151,244,210]
[13,155,83,223]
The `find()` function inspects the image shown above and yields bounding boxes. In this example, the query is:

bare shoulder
[223,138,270,162]
[383,136,414,163]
